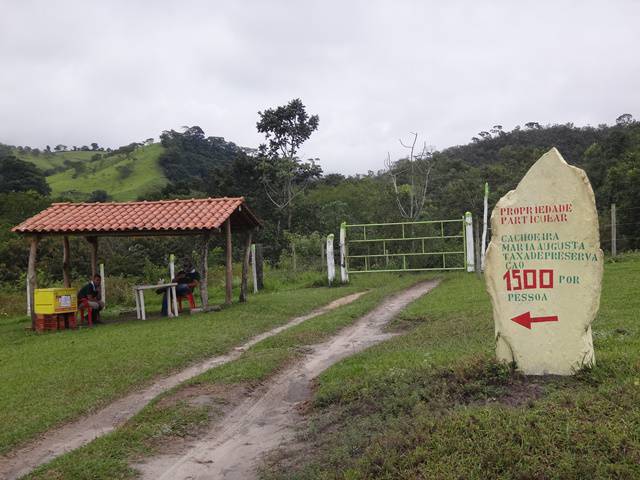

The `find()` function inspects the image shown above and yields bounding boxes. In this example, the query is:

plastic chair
[78,298,93,327]
[177,292,196,312]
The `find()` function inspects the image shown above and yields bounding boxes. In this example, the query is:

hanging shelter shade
[13,197,262,328]
[12,197,262,236]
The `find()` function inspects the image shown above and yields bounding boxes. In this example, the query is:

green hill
[17,144,167,201]
[18,150,96,173]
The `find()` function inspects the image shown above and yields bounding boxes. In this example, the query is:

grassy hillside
[18,144,167,201]
[17,150,96,172]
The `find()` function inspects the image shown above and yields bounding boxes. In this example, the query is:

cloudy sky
[1,0,639,174]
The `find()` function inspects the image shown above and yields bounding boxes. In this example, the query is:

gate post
[465,212,475,272]
[481,182,489,271]
[326,234,336,286]
[339,222,349,283]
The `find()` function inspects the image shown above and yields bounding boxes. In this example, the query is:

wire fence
[598,204,640,254]
[482,203,639,257]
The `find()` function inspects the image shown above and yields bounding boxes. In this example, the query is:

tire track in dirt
[0,291,366,480]
[135,280,438,480]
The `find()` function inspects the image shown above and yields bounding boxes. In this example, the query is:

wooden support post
[26,278,31,318]
[166,286,173,318]
[292,242,297,272]
[240,230,253,302]
[200,233,210,308]
[611,203,617,257]
[62,236,71,288]
[87,236,98,277]
[138,289,146,320]
[99,263,106,306]
[251,244,258,294]
[255,244,264,290]
[134,287,141,319]
[225,218,233,305]
[474,216,482,279]
[27,236,39,329]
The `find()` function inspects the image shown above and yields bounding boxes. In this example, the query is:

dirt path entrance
[0,292,366,480]
[135,280,438,480]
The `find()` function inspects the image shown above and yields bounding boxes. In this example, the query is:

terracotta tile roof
[12,197,262,235]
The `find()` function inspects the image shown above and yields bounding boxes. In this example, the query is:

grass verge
[0,274,364,454]
[24,273,433,479]
[260,256,640,479]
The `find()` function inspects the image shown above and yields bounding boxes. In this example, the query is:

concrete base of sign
[485,148,603,375]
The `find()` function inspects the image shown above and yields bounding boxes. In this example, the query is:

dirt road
[136,279,438,480]
[0,292,366,480]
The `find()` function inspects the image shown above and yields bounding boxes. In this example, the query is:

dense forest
[1,109,638,287]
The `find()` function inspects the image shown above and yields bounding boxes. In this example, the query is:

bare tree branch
[386,133,435,221]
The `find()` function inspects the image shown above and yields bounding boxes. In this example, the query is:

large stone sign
[485,148,603,375]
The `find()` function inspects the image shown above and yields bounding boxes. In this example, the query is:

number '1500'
[502,269,554,291]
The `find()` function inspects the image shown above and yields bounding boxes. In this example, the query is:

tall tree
[0,153,51,195]
[256,98,321,230]
[158,125,241,193]
[616,113,635,126]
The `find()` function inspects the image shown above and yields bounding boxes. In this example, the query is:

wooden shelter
[12,197,262,328]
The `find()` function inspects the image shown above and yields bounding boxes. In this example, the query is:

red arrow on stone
[511,312,559,329]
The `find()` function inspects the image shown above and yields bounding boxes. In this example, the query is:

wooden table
[133,282,178,320]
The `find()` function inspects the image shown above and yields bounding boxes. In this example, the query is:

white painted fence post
[465,211,475,272]
[339,222,349,283]
[99,263,106,307]
[251,244,258,293]
[326,234,336,286]
[481,182,489,272]
[168,253,178,317]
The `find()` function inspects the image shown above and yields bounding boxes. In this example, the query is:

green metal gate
[343,218,467,273]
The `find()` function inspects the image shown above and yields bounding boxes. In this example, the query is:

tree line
[0,105,638,286]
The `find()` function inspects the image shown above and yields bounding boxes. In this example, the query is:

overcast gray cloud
[1,0,639,174]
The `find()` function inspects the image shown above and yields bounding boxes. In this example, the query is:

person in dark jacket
[161,262,200,315]
[77,274,104,323]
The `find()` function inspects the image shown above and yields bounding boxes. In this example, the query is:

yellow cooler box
[34,288,77,314]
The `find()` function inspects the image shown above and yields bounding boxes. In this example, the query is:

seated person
[77,274,105,324]
[162,262,200,315]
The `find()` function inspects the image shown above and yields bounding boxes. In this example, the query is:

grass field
[9,256,640,479]
[25,272,432,479]
[260,254,640,479]
[0,274,351,454]
[0,272,427,458]
[46,144,167,200]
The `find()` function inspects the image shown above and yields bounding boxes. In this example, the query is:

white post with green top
[481,182,489,271]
